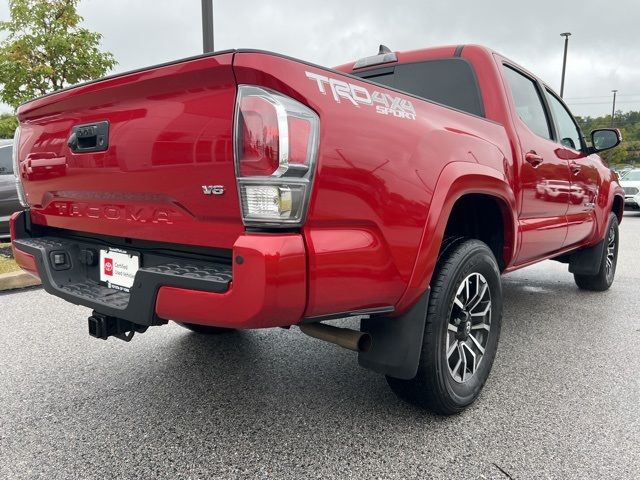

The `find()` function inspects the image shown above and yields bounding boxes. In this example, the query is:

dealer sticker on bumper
[99,248,140,292]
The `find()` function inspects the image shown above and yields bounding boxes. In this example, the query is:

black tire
[574,213,619,291]
[177,323,235,335]
[387,239,503,415]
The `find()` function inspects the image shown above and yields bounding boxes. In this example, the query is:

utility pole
[202,0,214,53]
[611,90,618,126]
[560,32,571,98]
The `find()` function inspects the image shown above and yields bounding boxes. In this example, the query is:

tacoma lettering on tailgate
[53,202,177,224]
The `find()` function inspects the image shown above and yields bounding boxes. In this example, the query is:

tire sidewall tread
[574,213,619,292]
[387,239,503,415]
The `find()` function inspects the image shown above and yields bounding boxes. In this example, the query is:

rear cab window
[354,58,485,118]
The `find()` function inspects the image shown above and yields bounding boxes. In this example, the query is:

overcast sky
[1,0,639,117]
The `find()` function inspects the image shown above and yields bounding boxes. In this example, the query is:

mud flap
[358,289,429,380]
[568,238,606,276]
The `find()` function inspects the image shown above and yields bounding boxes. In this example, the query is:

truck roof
[333,44,496,74]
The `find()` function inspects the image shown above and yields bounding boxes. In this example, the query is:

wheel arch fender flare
[396,161,517,313]
[609,189,625,224]
[594,176,625,242]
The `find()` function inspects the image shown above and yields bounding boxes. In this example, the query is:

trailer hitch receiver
[88,312,148,342]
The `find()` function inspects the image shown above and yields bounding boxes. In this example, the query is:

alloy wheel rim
[605,225,616,281]
[445,272,492,383]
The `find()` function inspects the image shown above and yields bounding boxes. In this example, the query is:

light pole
[560,32,571,98]
[202,0,214,53]
[611,90,618,126]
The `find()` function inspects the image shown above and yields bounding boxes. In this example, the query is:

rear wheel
[574,213,619,291]
[386,239,502,415]
[177,323,235,335]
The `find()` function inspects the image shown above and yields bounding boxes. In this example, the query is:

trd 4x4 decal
[305,71,416,121]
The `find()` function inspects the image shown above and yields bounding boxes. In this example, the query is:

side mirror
[589,128,622,153]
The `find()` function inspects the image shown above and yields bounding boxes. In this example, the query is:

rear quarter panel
[233,52,513,317]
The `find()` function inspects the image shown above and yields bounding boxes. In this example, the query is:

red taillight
[287,116,311,165]
[234,85,319,227]
[239,96,280,176]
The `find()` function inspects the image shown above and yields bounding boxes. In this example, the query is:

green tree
[576,110,640,168]
[0,0,116,109]
[601,142,629,165]
[0,113,18,138]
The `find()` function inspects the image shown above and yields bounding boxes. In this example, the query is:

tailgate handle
[68,121,109,153]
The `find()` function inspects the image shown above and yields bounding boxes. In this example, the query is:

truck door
[543,88,598,248]
[502,64,571,264]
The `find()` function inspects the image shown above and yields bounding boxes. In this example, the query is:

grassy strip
[0,243,20,275]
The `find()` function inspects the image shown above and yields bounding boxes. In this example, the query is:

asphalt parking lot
[1,213,639,480]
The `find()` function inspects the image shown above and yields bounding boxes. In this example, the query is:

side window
[503,66,551,140]
[545,90,583,151]
[0,146,13,175]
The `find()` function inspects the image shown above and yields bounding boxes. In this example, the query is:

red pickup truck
[10,44,624,414]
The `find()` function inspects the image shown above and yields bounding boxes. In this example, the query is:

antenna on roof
[353,45,398,70]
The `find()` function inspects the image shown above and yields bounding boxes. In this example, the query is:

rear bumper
[10,211,306,329]
[155,235,306,328]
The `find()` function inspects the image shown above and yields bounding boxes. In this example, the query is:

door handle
[569,162,581,175]
[525,151,544,167]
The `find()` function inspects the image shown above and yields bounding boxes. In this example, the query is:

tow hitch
[88,312,149,342]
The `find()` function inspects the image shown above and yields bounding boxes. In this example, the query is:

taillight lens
[234,85,319,227]
[238,95,280,176]
[12,127,28,208]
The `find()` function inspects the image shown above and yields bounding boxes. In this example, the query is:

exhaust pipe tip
[357,332,373,353]
[299,323,372,353]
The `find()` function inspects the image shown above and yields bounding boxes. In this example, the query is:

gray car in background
[0,139,22,239]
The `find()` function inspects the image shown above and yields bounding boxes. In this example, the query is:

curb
[0,270,41,292]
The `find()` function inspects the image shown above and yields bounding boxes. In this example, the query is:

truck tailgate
[16,52,242,249]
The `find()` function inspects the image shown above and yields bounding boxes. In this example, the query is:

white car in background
[620,169,640,211]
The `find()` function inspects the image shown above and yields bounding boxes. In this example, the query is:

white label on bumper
[99,249,139,291]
